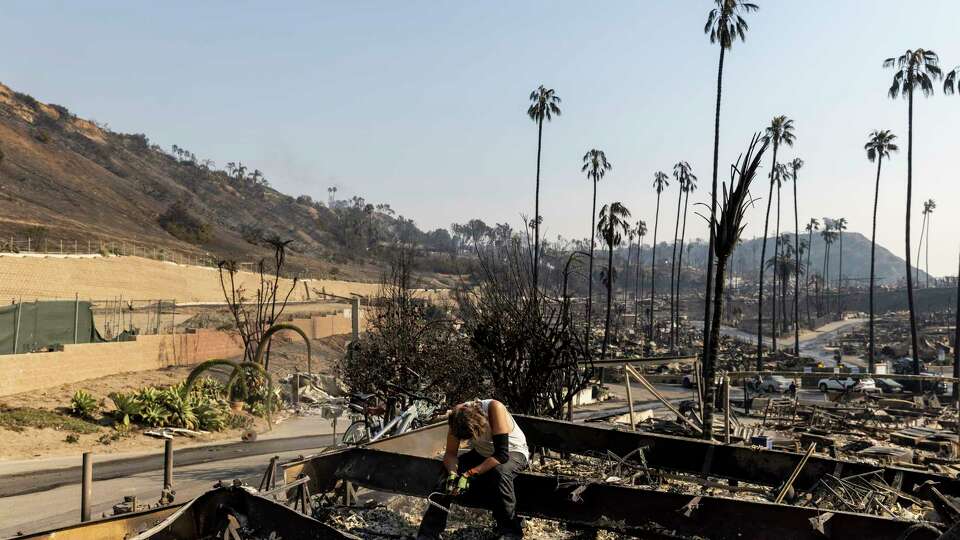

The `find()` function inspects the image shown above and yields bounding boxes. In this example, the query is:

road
[705,318,868,368]
[0,413,340,537]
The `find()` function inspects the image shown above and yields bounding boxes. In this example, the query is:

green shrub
[139,402,169,427]
[108,392,141,425]
[64,433,80,443]
[227,413,254,430]
[195,402,226,431]
[69,390,98,419]
[160,388,197,430]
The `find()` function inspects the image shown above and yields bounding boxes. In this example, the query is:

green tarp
[0,300,101,355]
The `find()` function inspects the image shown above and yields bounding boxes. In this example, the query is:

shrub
[160,387,197,430]
[227,413,254,430]
[69,390,98,419]
[108,392,141,426]
[195,402,226,431]
[158,201,212,245]
[139,402,169,427]
[65,433,80,443]
[0,407,99,433]
[33,131,50,143]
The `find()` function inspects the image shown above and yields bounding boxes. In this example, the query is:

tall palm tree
[582,149,612,345]
[702,0,758,373]
[804,218,820,322]
[676,173,698,344]
[634,220,648,331]
[788,157,804,354]
[527,86,561,292]
[670,162,695,351]
[757,115,795,365]
[622,224,636,312]
[599,202,632,359]
[865,129,898,374]
[772,163,791,340]
[917,199,935,288]
[821,224,836,315]
[702,133,767,440]
[649,172,670,343]
[885,48,942,374]
[834,217,848,314]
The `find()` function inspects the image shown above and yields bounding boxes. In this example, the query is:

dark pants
[417,450,528,539]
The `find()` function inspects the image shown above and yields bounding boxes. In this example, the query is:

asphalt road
[0,432,336,498]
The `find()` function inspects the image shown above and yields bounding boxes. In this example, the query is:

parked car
[817,377,880,394]
[875,378,904,394]
[747,375,794,394]
[892,357,927,375]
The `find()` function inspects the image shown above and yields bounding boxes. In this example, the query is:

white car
[818,377,880,394]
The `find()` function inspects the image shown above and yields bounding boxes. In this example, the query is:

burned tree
[217,237,299,368]
[457,239,593,418]
[340,245,479,405]
[702,133,767,439]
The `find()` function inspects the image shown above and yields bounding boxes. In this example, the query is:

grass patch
[0,407,101,434]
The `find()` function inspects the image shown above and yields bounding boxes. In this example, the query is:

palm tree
[622,224,636,312]
[702,133,767,440]
[788,158,803,354]
[821,224,836,315]
[634,220,648,331]
[676,173,698,345]
[582,149,612,344]
[916,199,935,287]
[885,48,942,374]
[804,218,820,322]
[670,162,695,351]
[703,0,758,373]
[527,86,562,292]
[649,171,670,343]
[598,202,632,359]
[772,163,791,340]
[834,217,848,314]
[766,240,802,342]
[865,129,898,374]
[757,115,795,365]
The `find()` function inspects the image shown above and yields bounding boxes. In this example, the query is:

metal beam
[300,447,939,540]
[513,415,960,497]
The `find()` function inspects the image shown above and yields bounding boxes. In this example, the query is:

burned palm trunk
[701,133,768,439]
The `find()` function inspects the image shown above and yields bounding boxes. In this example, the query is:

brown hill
[0,82,459,284]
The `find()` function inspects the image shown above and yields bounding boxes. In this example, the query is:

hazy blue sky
[5,1,960,274]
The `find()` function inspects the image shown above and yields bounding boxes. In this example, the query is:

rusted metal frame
[312,447,938,540]
[14,505,182,540]
[513,415,960,496]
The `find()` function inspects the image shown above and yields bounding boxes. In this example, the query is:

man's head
[448,402,487,440]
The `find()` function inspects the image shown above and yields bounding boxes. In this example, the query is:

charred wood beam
[514,415,960,497]
[306,447,939,540]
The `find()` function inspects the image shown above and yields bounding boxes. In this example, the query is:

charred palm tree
[702,0,758,373]
[582,149,612,345]
[650,171,670,343]
[599,202,632,360]
[865,129,898,373]
[917,199,935,287]
[622,224,636,312]
[527,86,562,292]
[885,48,941,374]
[788,158,803,354]
[670,162,695,351]
[757,116,795,365]
[702,133,768,440]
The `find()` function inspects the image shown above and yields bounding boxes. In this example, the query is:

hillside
[0,82,461,283]
[652,231,932,287]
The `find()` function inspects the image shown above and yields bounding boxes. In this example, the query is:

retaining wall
[0,329,244,396]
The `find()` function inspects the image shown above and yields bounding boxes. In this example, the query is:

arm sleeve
[492,433,510,464]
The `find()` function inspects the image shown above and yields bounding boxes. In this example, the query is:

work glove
[445,472,471,496]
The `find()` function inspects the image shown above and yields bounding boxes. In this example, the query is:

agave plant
[139,402,170,427]
[136,386,160,404]
[195,402,227,431]
[108,392,142,426]
[161,388,198,430]
[69,390,99,419]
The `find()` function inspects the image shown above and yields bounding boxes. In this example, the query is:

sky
[4,1,960,275]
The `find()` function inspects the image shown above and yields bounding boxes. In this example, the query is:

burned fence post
[623,362,636,431]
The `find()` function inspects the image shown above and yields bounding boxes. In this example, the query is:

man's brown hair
[448,402,487,440]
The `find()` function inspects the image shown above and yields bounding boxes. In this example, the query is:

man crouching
[417,399,529,540]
